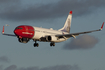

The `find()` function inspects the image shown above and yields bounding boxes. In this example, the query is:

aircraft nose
[14,29,16,33]
[14,29,17,35]
[14,29,20,35]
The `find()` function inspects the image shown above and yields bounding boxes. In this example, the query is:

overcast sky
[0,0,105,70]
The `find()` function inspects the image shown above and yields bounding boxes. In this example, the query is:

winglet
[69,11,72,14]
[100,22,104,30]
[2,26,4,34]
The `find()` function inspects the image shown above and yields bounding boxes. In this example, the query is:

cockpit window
[16,27,23,29]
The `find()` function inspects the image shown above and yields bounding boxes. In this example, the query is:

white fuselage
[32,26,69,42]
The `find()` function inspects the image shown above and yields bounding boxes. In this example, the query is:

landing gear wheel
[50,43,52,46]
[50,42,55,47]
[36,43,39,47]
[53,43,55,46]
[18,38,22,42]
[34,43,39,47]
[33,41,39,47]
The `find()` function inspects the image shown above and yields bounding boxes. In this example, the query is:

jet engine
[18,38,29,43]
[46,36,57,42]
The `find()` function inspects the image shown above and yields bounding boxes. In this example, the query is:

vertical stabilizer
[59,11,72,33]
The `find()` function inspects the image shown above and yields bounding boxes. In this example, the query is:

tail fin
[59,11,72,33]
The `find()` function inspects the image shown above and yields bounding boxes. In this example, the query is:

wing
[2,26,16,37]
[56,22,104,38]
[2,33,16,37]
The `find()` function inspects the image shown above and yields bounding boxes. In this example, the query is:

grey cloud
[4,65,17,70]
[40,65,80,70]
[63,35,99,50]
[0,56,10,63]
[4,65,80,70]
[19,66,39,70]
[0,0,105,21]
[0,65,3,70]
[0,0,20,14]
[0,0,19,4]
[0,0,15,3]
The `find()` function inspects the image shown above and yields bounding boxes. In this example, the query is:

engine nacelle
[46,36,57,42]
[18,38,29,43]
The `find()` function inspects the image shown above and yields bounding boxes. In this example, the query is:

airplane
[2,11,104,47]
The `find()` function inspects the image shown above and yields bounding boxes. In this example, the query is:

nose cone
[14,29,21,36]
[14,29,18,35]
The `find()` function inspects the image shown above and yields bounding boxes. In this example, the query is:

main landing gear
[50,42,55,46]
[33,41,39,47]
[33,41,55,47]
